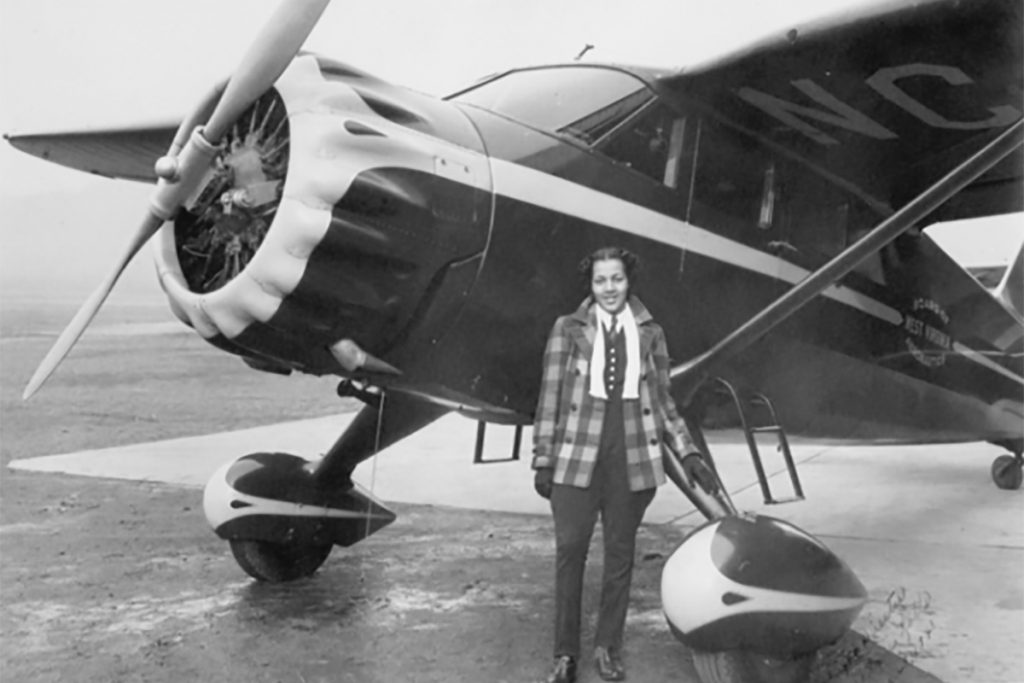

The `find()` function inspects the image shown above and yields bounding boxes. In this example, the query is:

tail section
[993,236,1024,320]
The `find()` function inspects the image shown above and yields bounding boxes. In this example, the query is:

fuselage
[155,55,1023,445]
[437,78,1024,443]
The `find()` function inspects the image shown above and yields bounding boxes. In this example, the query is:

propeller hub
[173,89,288,294]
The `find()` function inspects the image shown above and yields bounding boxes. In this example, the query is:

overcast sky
[0,0,1020,301]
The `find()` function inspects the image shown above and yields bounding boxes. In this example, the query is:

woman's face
[591,258,629,314]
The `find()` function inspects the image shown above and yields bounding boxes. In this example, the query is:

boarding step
[713,379,805,505]
[750,426,783,434]
[765,496,805,505]
[473,421,523,464]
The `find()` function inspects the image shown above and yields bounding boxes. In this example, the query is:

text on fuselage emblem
[904,297,952,368]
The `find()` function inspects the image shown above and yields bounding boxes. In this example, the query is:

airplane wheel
[991,454,1023,490]
[229,539,333,582]
[692,650,813,683]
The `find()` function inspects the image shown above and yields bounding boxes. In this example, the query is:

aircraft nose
[154,55,493,375]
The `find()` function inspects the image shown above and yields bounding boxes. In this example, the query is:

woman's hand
[534,468,554,499]
[681,453,719,494]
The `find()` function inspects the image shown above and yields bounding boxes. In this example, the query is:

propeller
[22,0,331,400]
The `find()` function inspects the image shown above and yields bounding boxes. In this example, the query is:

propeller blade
[203,0,331,143]
[23,0,330,399]
[22,212,164,400]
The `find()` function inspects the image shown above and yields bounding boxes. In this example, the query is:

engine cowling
[154,55,493,375]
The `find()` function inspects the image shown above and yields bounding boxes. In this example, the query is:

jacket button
[565,436,573,443]
[650,438,658,445]
[575,368,581,375]
[571,403,578,411]
[643,408,651,416]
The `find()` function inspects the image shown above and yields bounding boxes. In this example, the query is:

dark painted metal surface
[199,57,1021,457]
[7,5,1020,465]
[673,120,1024,403]
[660,0,1024,221]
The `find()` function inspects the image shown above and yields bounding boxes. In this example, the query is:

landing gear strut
[991,452,1023,490]
[204,395,443,583]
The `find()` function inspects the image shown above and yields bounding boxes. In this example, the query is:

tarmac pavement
[8,413,1024,682]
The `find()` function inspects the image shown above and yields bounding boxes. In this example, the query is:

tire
[692,650,814,683]
[229,539,333,582]
[991,455,1023,490]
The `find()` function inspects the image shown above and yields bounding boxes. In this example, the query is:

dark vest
[598,322,627,460]
[603,321,626,399]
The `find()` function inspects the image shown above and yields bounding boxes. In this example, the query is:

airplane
[6,0,1022,681]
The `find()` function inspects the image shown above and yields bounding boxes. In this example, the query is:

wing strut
[672,119,1024,404]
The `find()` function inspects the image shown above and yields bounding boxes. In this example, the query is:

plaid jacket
[532,296,699,491]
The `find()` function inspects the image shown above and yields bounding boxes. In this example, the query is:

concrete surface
[10,413,1024,682]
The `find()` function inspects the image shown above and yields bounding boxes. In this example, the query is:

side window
[780,164,883,283]
[689,116,878,281]
[558,88,654,145]
[778,171,849,259]
[596,103,684,187]
[690,117,775,236]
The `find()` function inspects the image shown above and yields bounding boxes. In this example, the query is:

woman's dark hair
[577,246,641,295]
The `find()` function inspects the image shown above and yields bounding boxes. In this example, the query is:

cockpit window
[451,66,653,145]
[597,102,683,186]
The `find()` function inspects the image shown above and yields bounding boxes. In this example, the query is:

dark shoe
[594,646,625,681]
[545,655,577,683]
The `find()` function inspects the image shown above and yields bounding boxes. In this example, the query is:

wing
[661,0,1023,222]
[4,124,178,183]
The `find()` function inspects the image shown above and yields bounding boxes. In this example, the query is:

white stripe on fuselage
[299,101,1020,386]
[486,157,1024,385]
[491,158,901,322]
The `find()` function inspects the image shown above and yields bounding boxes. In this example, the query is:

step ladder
[709,377,804,505]
[473,422,523,464]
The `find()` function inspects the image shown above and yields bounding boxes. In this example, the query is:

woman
[532,247,717,683]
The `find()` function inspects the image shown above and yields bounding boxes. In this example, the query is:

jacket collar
[567,296,657,359]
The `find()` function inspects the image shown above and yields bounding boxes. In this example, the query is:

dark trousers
[549,397,655,657]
